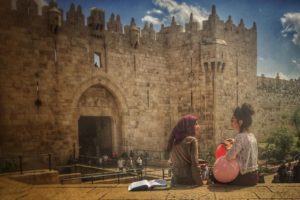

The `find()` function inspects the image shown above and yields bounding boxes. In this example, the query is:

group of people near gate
[168,103,258,186]
[117,155,143,172]
[275,160,300,183]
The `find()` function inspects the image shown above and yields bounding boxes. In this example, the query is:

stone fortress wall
[255,75,300,141]
[0,0,299,164]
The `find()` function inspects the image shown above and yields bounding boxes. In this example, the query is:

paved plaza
[1,175,300,200]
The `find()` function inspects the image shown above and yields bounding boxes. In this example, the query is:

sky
[39,0,300,80]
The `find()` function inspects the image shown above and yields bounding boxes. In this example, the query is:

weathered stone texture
[0,1,299,165]
[255,76,300,140]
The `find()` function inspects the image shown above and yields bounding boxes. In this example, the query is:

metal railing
[131,149,168,160]
[0,154,54,174]
[60,166,171,184]
[60,168,142,184]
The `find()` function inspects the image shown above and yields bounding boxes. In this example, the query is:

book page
[128,180,150,191]
[148,179,167,188]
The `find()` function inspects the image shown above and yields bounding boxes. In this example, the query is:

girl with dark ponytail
[232,103,255,133]
[225,103,259,186]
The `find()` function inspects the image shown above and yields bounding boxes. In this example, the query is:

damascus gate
[0,0,299,165]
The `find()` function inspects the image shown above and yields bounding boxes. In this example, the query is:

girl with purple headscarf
[167,115,203,186]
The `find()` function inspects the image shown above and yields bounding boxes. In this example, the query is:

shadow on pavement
[207,184,249,192]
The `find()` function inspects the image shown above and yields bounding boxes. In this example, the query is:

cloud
[292,59,300,68]
[281,12,300,46]
[35,0,48,15]
[146,8,163,15]
[276,72,290,80]
[34,0,48,7]
[142,0,208,29]
[258,56,264,61]
[141,15,162,25]
[34,0,48,15]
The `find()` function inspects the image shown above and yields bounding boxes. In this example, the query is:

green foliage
[0,160,18,173]
[266,127,300,161]
[292,107,300,142]
[281,114,288,120]
[200,144,216,165]
[120,152,128,158]
[258,143,268,160]
[258,165,271,174]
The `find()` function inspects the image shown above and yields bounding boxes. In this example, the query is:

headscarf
[167,115,198,151]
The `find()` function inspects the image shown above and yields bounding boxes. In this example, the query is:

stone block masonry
[0,0,299,165]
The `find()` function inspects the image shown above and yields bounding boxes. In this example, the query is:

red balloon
[215,144,227,159]
[213,156,240,183]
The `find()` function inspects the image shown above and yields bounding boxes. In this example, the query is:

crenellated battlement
[185,13,200,33]
[66,3,85,28]
[5,0,256,49]
[2,0,298,162]
[257,74,300,94]
[107,13,122,33]
[202,5,256,42]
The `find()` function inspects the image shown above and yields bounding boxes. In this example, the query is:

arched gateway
[71,75,128,158]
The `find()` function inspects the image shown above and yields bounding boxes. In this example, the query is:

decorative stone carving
[47,1,62,34]
[130,18,139,48]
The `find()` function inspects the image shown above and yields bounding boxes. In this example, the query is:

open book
[128,179,168,191]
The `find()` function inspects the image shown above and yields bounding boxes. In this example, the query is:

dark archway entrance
[78,116,112,157]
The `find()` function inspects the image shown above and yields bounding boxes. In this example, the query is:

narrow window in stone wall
[94,52,101,69]
[190,90,193,108]
[236,59,239,76]
[134,55,136,71]
[204,62,208,72]
[146,83,150,108]
[221,63,225,73]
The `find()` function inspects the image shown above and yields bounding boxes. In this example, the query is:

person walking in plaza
[117,157,125,172]
[136,156,143,169]
[225,103,259,186]
[293,159,300,182]
[167,114,203,186]
[277,161,288,183]
[126,157,134,171]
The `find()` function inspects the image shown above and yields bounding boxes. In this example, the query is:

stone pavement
[1,176,300,200]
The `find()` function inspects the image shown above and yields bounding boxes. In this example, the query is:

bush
[292,107,300,145]
[258,143,268,160]
[199,144,216,165]
[266,127,300,161]
[0,160,18,173]
[120,152,128,159]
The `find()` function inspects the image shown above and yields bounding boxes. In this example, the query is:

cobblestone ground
[1,176,300,200]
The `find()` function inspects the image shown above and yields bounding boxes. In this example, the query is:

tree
[266,127,298,161]
[292,107,300,144]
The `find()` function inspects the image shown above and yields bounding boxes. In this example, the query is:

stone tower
[107,13,123,33]
[47,1,62,34]
[88,8,105,37]
[66,3,85,28]
[0,1,299,167]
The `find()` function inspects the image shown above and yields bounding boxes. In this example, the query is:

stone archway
[78,116,113,157]
[78,85,119,157]
[71,74,129,158]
